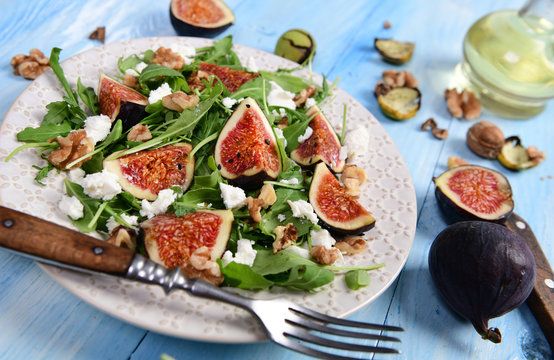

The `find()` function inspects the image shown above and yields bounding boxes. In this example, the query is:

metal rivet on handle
[92,246,104,255]
[2,218,14,228]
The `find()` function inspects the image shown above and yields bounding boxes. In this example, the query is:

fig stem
[481,327,502,344]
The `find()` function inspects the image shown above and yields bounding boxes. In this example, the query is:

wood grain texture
[0,206,134,275]
[0,0,552,359]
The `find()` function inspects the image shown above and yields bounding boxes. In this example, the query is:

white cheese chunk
[297,126,313,144]
[272,108,287,118]
[82,170,122,200]
[148,83,172,104]
[287,199,318,224]
[59,195,84,219]
[284,245,311,259]
[267,81,296,110]
[84,115,112,144]
[310,229,336,249]
[280,177,299,185]
[68,168,86,184]
[106,213,139,233]
[170,43,196,65]
[125,68,139,76]
[140,188,178,219]
[273,127,287,147]
[219,183,247,209]
[135,61,148,73]
[277,213,287,222]
[305,97,316,108]
[222,97,238,109]
[246,56,258,73]
[221,239,257,267]
[344,126,370,161]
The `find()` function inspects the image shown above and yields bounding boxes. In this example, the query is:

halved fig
[377,87,421,120]
[104,143,195,200]
[214,98,281,189]
[140,210,234,268]
[309,162,375,235]
[98,73,149,130]
[290,106,345,173]
[374,38,415,64]
[170,0,234,37]
[433,165,514,223]
[198,62,259,93]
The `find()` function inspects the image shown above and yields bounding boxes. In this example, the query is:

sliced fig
[140,210,234,269]
[290,106,345,173]
[433,165,514,223]
[198,62,259,93]
[98,73,149,130]
[214,98,281,189]
[309,162,375,235]
[104,143,195,201]
[169,0,234,37]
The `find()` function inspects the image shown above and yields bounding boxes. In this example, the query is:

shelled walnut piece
[246,184,277,222]
[421,118,449,140]
[335,237,366,255]
[180,246,223,286]
[445,88,481,120]
[88,26,106,43]
[151,47,185,71]
[162,92,200,112]
[310,246,341,265]
[127,124,152,142]
[341,165,367,198]
[48,130,94,170]
[272,223,298,253]
[375,69,418,97]
[10,49,50,80]
[293,85,316,107]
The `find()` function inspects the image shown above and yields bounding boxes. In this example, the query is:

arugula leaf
[41,101,72,126]
[219,261,273,290]
[32,164,56,186]
[139,64,184,83]
[198,35,234,64]
[80,152,103,174]
[77,78,100,115]
[251,249,315,275]
[345,270,371,290]
[50,48,86,121]
[282,118,311,153]
[118,54,143,73]
[17,122,72,143]
[260,71,309,93]
[173,188,224,216]
[272,265,334,291]
[64,179,103,233]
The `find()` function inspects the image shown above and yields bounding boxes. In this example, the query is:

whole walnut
[466,121,504,159]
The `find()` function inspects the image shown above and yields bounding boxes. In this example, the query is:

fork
[0,206,402,359]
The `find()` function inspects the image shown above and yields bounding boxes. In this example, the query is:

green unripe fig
[274,29,316,64]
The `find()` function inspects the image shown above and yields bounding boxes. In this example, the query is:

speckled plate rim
[0,36,417,343]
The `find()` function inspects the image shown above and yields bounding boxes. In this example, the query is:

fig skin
[433,165,514,224]
[97,74,148,131]
[309,162,375,235]
[428,221,536,343]
[169,0,234,37]
[214,97,281,189]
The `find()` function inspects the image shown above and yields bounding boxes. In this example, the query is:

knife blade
[504,212,554,350]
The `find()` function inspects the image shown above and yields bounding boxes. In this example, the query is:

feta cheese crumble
[246,56,258,73]
[124,62,148,77]
[284,244,310,259]
[221,239,257,266]
[267,81,296,110]
[171,43,196,65]
[277,213,287,222]
[287,199,318,224]
[219,183,247,209]
[140,188,179,219]
[124,68,139,77]
[82,170,122,200]
[305,97,316,108]
[59,195,84,219]
[280,177,299,185]
[343,126,370,161]
[68,167,86,184]
[84,115,112,143]
[310,229,336,249]
[272,108,287,118]
[297,126,313,144]
[106,213,139,233]
[148,83,172,104]
[222,97,237,109]
[274,127,287,146]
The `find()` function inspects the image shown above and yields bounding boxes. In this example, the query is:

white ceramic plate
[0,37,416,343]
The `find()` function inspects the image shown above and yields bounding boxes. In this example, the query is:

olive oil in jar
[462,6,554,118]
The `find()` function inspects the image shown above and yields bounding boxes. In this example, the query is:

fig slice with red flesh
[139,210,234,269]
[169,0,234,38]
[433,164,514,223]
[309,162,375,235]
[290,106,345,173]
[198,62,259,93]
[103,143,195,201]
[98,73,149,131]
[214,97,281,189]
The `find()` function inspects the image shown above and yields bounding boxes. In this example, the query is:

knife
[504,213,554,350]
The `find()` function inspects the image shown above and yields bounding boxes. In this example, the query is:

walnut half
[341,165,367,198]
[11,49,50,80]
[151,47,185,71]
[272,223,298,253]
[48,130,94,170]
[310,246,341,265]
[180,246,223,286]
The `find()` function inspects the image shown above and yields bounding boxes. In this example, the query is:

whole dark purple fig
[428,221,536,343]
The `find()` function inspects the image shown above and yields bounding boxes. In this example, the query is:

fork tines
[276,305,403,360]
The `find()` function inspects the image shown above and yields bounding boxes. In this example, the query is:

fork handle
[0,206,134,275]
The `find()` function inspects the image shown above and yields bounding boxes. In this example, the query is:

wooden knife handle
[0,206,134,276]
[505,213,554,350]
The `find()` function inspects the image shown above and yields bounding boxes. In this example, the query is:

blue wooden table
[0,0,552,359]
